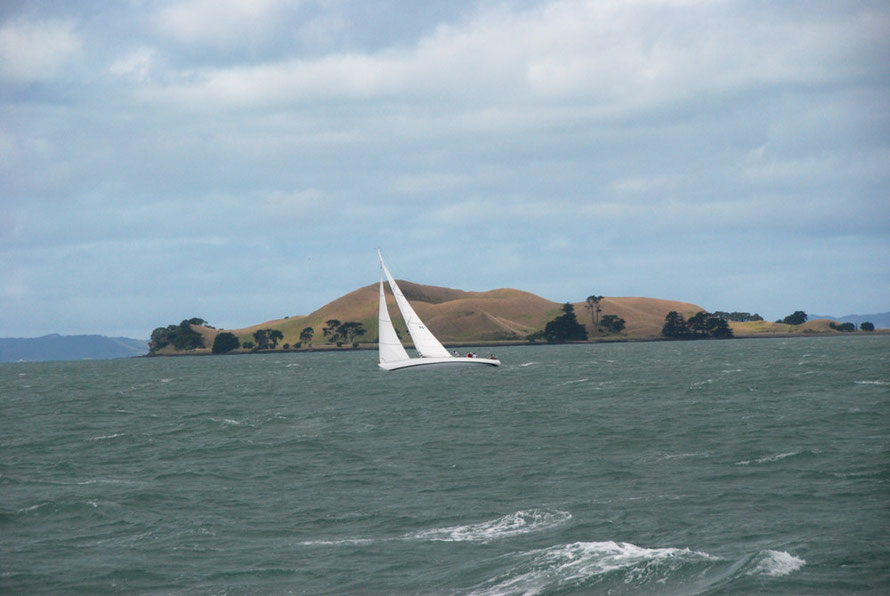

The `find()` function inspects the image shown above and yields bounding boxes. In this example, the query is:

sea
[2,335,888,594]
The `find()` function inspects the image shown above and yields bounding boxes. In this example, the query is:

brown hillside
[176,281,709,354]
[578,297,703,338]
[730,317,840,336]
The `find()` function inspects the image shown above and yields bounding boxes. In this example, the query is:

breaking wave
[736,451,801,466]
[748,549,806,577]
[408,509,571,543]
[464,543,807,595]
[300,509,572,547]
[466,541,717,595]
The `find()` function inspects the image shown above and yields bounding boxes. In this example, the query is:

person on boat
[467,352,473,358]
[453,351,460,357]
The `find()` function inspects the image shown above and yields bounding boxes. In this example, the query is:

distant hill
[809,312,890,329]
[154,281,707,355]
[0,334,148,363]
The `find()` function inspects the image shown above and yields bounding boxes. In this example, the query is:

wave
[855,380,887,385]
[300,509,572,547]
[658,451,709,461]
[748,549,806,577]
[735,451,801,466]
[87,432,124,441]
[465,543,806,595]
[210,417,252,427]
[466,541,716,595]
[299,537,379,547]
[408,509,571,543]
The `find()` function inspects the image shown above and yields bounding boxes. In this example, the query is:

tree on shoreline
[337,321,366,345]
[600,314,626,334]
[323,319,341,343]
[543,303,589,343]
[252,328,283,350]
[212,332,240,354]
[662,311,733,339]
[713,311,763,322]
[150,318,206,352]
[780,311,808,325]
[662,311,690,339]
[585,295,603,331]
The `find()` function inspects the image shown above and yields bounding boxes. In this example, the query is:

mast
[377,250,452,359]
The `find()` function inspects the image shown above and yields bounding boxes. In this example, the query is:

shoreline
[143,329,888,358]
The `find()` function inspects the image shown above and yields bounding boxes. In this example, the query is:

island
[147,282,885,356]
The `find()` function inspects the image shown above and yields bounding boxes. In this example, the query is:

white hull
[378,356,501,371]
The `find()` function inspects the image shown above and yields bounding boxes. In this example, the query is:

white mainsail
[378,251,452,359]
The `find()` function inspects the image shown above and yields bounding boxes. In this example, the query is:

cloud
[1,0,888,336]
[155,0,299,50]
[0,18,83,83]
[133,0,890,137]
[108,48,159,83]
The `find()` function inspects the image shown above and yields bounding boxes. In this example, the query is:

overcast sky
[2,0,888,339]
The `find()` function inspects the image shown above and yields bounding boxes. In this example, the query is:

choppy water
[2,335,888,594]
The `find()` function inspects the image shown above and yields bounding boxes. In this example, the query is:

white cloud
[137,0,888,123]
[155,0,300,49]
[2,0,887,335]
[108,48,159,83]
[0,19,83,83]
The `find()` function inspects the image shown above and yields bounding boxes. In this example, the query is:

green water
[2,336,888,594]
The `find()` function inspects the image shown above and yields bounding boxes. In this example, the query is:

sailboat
[377,250,501,371]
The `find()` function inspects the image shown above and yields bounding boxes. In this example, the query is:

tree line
[526,298,628,343]
[151,317,370,354]
[209,320,367,354]
[661,311,734,339]
[150,318,209,352]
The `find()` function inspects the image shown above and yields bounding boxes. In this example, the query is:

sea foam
[748,549,806,577]
[299,509,572,547]
[735,451,800,466]
[468,541,715,595]
[408,509,572,543]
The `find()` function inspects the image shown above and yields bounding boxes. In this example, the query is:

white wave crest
[736,451,799,466]
[299,537,380,546]
[408,509,572,543]
[520,362,537,367]
[855,380,887,385]
[88,433,124,441]
[749,549,805,577]
[211,417,248,427]
[469,541,715,595]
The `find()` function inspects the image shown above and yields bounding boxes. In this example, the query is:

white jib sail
[378,272,410,364]
[378,251,452,359]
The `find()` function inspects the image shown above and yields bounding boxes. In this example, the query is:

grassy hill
[157,282,707,355]
[729,317,853,336]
